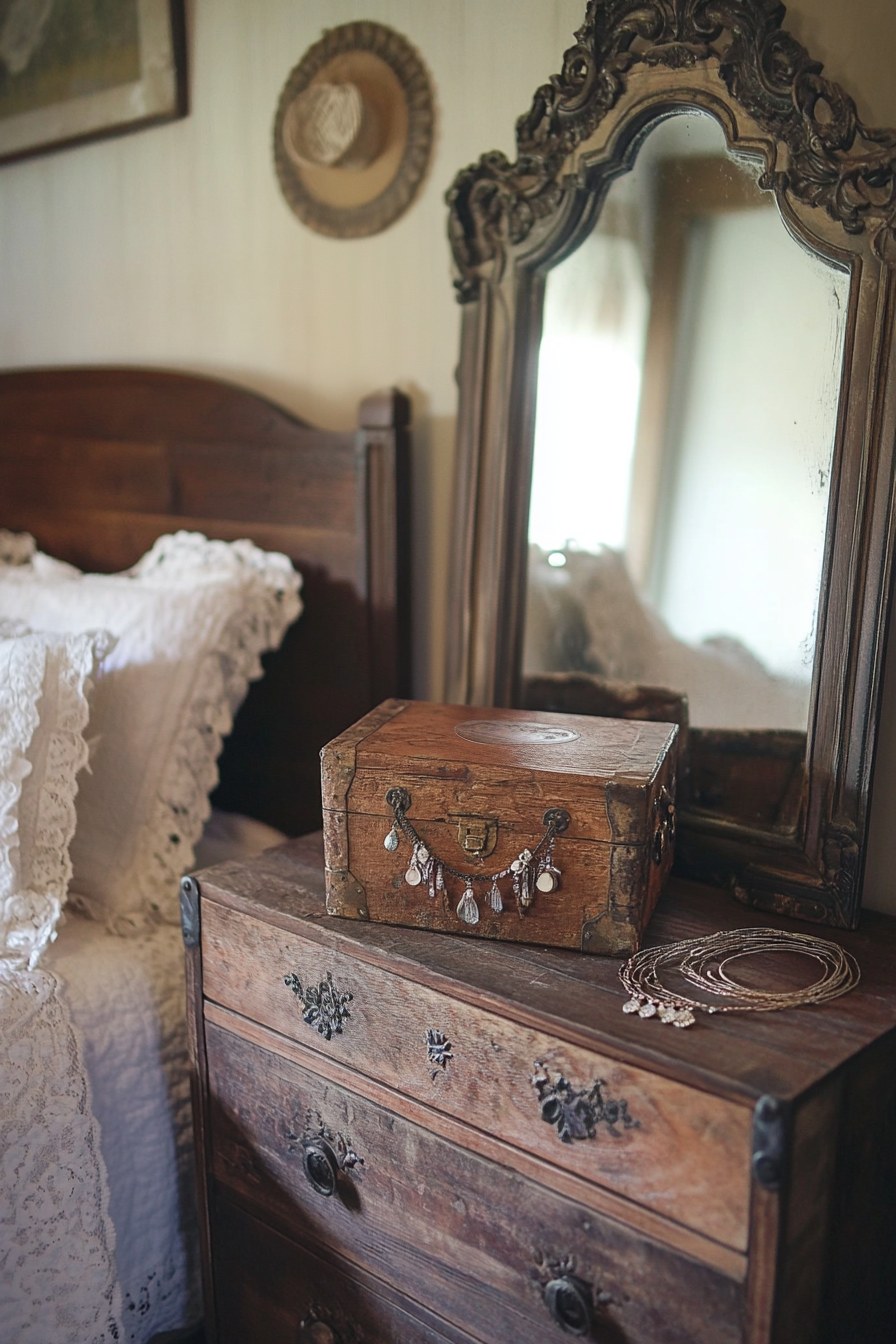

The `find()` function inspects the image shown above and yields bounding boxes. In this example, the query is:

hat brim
[273,22,434,239]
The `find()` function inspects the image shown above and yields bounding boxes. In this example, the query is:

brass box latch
[453,814,498,859]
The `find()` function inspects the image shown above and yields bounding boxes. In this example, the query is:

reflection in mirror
[446,0,896,924]
[525,112,849,735]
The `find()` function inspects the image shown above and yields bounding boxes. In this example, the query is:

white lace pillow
[0,622,112,968]
[0,532,302,933]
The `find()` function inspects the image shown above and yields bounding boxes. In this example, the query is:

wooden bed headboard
[0,366,411,837]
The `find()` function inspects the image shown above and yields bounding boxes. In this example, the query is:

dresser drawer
[213,1195,472,1344]
[202,900,752,1250]
[205,1019,744,1344]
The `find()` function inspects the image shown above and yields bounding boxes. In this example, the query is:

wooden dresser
[183,835,896,1344]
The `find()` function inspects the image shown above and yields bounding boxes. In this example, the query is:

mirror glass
[524,112,850,735]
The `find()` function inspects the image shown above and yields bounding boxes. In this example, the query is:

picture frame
[0,0,186,166]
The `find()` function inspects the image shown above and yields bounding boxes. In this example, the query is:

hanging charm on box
[383,823,400,853]
[535,833,561,893]
[404,842,431,890]
[511,848,534,911]
[383,787,570,927]
[457,884,479,925]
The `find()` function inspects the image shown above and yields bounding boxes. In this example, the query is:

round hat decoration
[273,21,435,239]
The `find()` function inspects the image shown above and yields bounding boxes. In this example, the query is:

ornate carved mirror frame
[444,0,896,928]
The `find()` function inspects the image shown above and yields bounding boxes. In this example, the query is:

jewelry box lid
[356,699,677,781]
[322,699,679,849]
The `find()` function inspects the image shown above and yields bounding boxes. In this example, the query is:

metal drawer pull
[544,1273,594,1336]
[299,1321,340,1344]
[299,1307,358,1343]
[294,1123,364,1198]
[301,1137,341,1197]
[284,969,353,1039]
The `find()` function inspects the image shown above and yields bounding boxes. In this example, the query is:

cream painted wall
[1,0,896,913]
[0,0,584,698]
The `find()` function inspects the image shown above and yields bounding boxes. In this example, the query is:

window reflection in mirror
[525,111,849,734]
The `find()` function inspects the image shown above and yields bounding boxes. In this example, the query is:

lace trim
[1,630,113,968]
[0,637,43,915]
[0,640,47,969]
[0,964,124,1342]
[71,533,302,934]
[28,633,114,961]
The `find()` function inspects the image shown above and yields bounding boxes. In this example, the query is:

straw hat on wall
[273,21,434,239]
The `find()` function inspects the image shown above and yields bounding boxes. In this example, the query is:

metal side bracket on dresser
[180,875,201,948]
[751,1096,788,1192]
[184,836,896,1344]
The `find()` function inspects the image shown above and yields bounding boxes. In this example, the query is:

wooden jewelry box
[321,698,679,956]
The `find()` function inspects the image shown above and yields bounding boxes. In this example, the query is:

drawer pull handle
[301,1137,341,1196]
[284,969,353,1040]
[299,1310,354,1343]
[298,1319,340,1344]
[297,1124,364,1198]
[544,1273,594,1336]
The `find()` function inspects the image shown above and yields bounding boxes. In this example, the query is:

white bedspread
[1,811,284,1344]
[45,916,202,1343]
[1,962,122,1343]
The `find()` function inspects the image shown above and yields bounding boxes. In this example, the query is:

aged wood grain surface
[202,900,751,1249]
[205,998,745,1280]
[0,368,411,836]
[196,837,896,1099]
[205,1023,744,1344]
[192,837,896,1343]
[213,1196,475,1344]
[332,811,667,954]
[321,699,677,951]
[184,938,218,1343]
[349,699,678,782]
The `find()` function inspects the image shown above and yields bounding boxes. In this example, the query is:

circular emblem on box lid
[454,720,579,746]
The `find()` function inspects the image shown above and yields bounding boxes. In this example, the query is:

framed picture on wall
[0,0,186,166]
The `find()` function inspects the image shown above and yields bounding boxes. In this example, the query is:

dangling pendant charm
[457,885,479,925]
[536,837,561,893]
[384,824,399,853]
[407,842,431,889]
[512,848,535,910]
[381,785,569,932]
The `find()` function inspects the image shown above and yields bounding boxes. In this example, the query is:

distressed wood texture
[213,1198,474,1344]
[321,699,679,954]
[188,836,896,1343]
[442,0,896,932]
[0,366,411,836]
[201,900,751,1249]
[206,1021,743,1344]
